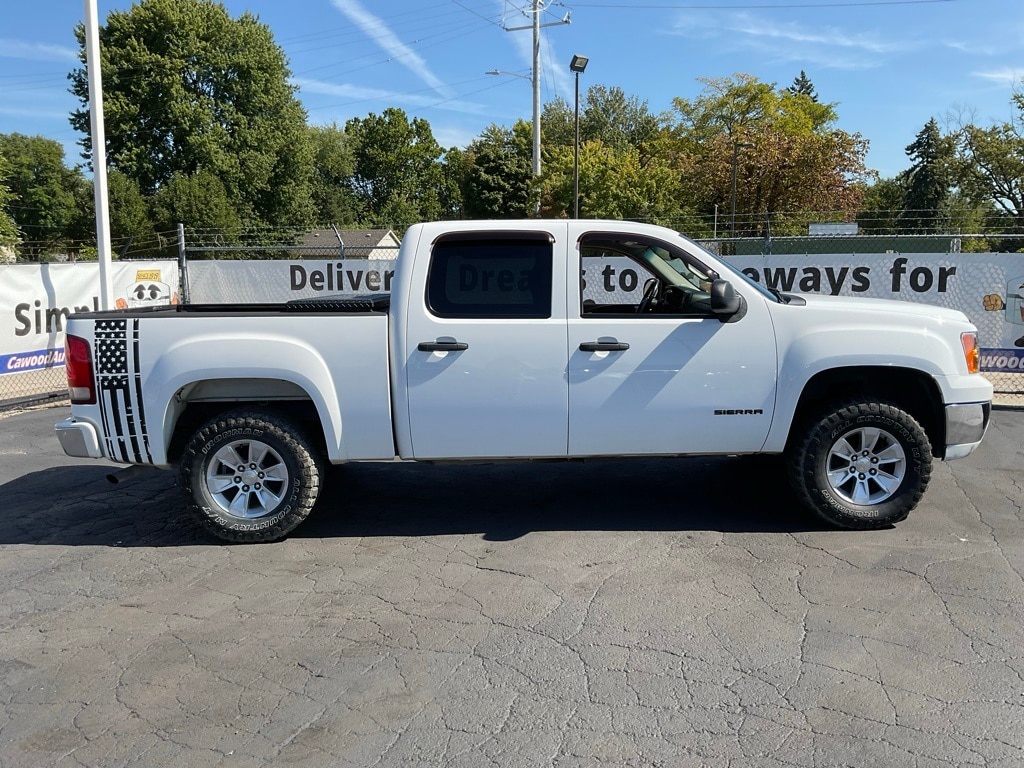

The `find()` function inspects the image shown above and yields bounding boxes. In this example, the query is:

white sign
[184,253,1024,377]
[0,261,180,376]
[728,253,1024,373]
[808,223,858,236]
[186,260,396,304]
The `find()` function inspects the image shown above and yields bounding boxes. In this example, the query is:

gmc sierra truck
[55,220,992,542]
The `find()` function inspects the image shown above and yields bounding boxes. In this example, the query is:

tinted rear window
[426,239,553,318]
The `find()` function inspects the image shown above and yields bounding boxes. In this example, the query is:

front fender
[763,323,960,453]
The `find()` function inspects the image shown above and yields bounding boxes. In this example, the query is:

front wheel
[180,409,323,543]
[789,401,933,529]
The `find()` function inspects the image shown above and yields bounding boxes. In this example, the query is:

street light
[569,54,588,218]
[486,69,540,181]
[730,140,754,239]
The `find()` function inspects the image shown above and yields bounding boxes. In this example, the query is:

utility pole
[532,0,541,179]
[502,1,570,189]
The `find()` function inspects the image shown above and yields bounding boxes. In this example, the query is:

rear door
[404,228,569,459]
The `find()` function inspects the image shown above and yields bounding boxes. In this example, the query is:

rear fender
[149,336,343,466]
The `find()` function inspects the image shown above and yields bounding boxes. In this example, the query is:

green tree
[69,0,313,228]
[856,177,906,234]
[542,86,659,151]
[0,154,21,253]
[787,71,818,103]
[345,107,445,228]
[462,125,533,218]
[0,133,88,257]
[439,146,468,220]
[957,90,1024,225]
[150,170,242,243]
[108,170,156,252]
[541,137,687,225]
[899,118,956,232]
[308,124,361,225]
[669,74,868,235]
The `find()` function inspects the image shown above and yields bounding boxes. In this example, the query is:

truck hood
[787,293,971,325]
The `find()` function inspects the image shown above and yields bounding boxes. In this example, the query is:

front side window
[580,234,717,316]
[426,237,553,319]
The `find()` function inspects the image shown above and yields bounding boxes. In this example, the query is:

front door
[568,232,777,456]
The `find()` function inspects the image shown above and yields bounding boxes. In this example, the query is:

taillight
[961,332,980,374]
[65,334,96,404]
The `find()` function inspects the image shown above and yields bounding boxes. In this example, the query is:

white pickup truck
[56,220,992,542]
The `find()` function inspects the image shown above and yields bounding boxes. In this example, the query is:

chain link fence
[3,227,1022,409]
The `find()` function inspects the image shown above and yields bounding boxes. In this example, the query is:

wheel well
[167,399,326,465]
[788,367,945,457]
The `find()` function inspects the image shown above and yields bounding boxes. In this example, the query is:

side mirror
[710,279,740,316]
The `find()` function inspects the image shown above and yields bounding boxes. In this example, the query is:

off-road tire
[789,401,932,530]
[180,409,323,543]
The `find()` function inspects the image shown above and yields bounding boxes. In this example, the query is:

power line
[566,0,958,7]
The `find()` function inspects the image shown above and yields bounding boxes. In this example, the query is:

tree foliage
[151,170,242,237]
[669,74,868,235]
[308,124,361,226]
[787,71,818,103]
[899,118,956,232]
[107,170,155,247]
[957,91,1024,223]
[345,107,445,229]
[857,177,906,234]
[0,154,20,251]
[542,140,686,225]
[69,0,313,228]
[542,86,659,151]
[0,133,88,255]
[461,125,533,218]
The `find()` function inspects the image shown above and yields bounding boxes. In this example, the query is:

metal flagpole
[84,0,114,310]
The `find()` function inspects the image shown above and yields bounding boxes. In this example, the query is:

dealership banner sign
[728,253,1024,374]
[0,261,179,376]
[187,254,1024,375]
[186,259,396,304]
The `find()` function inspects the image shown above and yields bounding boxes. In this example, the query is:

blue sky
[1,0,1022,180]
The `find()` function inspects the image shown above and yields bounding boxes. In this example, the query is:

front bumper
[55,418,104,459]
[943,402,991,460]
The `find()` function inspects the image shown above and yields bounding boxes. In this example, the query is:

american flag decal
[95,318,151,463]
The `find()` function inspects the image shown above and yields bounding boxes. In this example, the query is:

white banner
[728,253,1024,374]
[186,260,396,304]
[0,261,179,376]
[183,253,1024,377]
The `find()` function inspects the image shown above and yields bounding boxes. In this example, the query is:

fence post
[177,223,189,305]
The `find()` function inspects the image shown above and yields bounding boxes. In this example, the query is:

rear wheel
[180,409,323,543]
[789,401,932,529]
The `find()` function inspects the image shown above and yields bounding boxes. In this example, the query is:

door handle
[579,341,629,352]
[418,341,469,352]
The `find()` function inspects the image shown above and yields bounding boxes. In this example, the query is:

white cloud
[432,124,479,150]
[329,0,449,96]
[667,11,908,70]
[972,68,1024,85]
[728,14,911,55]
[0,106,71,119]
[0,39,78,63]
[294,77,489,116]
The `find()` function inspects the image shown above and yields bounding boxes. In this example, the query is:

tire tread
[788,400,932,530]
[179,409,323,543]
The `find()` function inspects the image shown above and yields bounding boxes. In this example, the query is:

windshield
[675,234,780,303]
[638,245,714,292]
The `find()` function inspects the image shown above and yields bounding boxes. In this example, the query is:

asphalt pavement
[0,403,1021,768]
